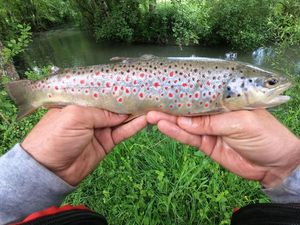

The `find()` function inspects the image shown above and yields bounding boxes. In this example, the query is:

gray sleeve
[0,144,75,225]
[262,165,300,203]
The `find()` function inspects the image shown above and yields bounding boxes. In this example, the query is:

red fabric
[12,205,89,225]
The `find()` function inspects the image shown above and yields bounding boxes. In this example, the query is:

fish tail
[5,80,39,120]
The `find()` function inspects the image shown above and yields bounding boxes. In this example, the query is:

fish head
[222,64,291,110]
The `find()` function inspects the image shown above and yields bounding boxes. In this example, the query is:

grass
[0,75,299,225]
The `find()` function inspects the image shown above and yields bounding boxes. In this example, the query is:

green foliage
[0,0,77,42]
[267,0,300,46]
[95,10,134,42]
[73,0,300,49]
[1,24,32,65]
[208,0,273,49]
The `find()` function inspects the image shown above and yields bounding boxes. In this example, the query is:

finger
[157,120,202,148]
[63,105,128,128]
[147,111,177,124]
[112,115,147,145]
[177,110,256,136]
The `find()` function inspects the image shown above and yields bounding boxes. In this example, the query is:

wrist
[261,139,300,188]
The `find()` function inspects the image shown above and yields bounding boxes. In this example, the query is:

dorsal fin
[110,55,158,64]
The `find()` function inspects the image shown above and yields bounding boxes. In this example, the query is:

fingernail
[178,117,192,126]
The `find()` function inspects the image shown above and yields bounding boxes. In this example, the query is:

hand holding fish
[147,109,300,188]
[21,105,147,186]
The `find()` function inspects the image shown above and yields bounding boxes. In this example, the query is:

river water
[16,27,300,76]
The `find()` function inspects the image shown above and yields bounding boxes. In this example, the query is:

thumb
[177,110,254,136]
[64,106,128,128]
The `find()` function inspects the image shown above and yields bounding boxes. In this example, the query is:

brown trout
[6,55,291,119]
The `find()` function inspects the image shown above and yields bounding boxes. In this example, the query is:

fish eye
[265,78,279,87]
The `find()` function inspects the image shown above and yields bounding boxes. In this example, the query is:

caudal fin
[5,80,37,120]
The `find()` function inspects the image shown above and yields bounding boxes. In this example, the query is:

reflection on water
[17,27,300,76]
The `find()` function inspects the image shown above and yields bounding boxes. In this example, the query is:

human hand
[22,105,147,186]
[147,110,300,188]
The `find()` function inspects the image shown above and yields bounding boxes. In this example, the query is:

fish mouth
[267,82,292,105]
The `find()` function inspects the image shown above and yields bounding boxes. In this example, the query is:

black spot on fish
[241,76,245,79]
[175,64,178,67]
[226,95,231,98]
[208,70,212,74]
[154,66,157,69]
[232,78,236,82]
[249,79,253,82]
[144,69,148,72]
[237,94,241,97]
[240,71,244,74]
[231,67,235,71]
[106,69,109,73]
[160,63,163,66]
[213,76,216,80]
[215,66,218,69]
[164,69,167,72]
[194,69,198,73]
[169,65,172,68]
[127,69,130,73]
[227,86,231,91]
[241,82,245,88]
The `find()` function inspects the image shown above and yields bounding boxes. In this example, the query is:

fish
[6,55,291,120]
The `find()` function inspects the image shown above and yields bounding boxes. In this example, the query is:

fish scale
[6,56,291,119]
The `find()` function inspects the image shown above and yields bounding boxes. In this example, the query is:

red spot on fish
[121,86,124,91]
[139,93,144,98]
[174,80,178,83]
[66,75,70,79]
[133,80,137,85]
[218,84,222,89]
[153,82,160,88]
[203,93,206,97]
[93,93,98,98]
[190,85,193,88]
[168,93,173,98]
[95,71,100,76]
[106,82,110,88]
[165,87,168,91]
[48,94,52,98]
[125,76,129,82]
[212,94,216,99]
[182,83,187,87]
[199,101,203,105]
[187,103,191,107]
[54,86,59,90]
[180,93,184,98]
[102,90,105,93]
[77,71,80,75]
[117,76,121,81]
[118,97,123,103]
[80,80,85,84]
[195,93,199,98]
[206,81,210,86]
[169,71,174,77]
[97,82,101,86]
[162,77,166,81]
[133,88,136,93]
[139,73,145,78]
[178,103,182,107]
[47,85,50,89]
[114,86,118,91]
[85,90,89,94]
[175,89,179,93]
[90,82,94,86]
[205,102,209,108]
[169,104,173,109]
